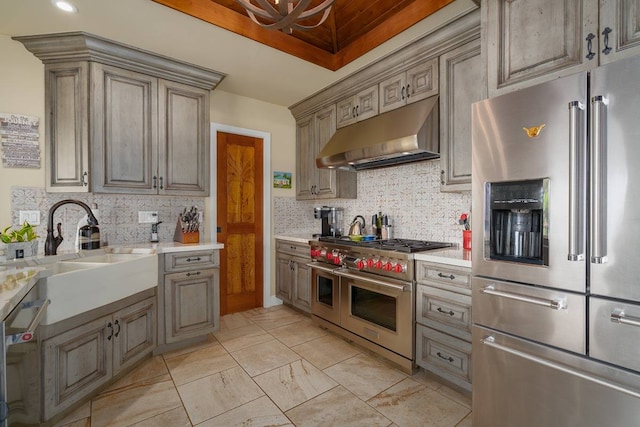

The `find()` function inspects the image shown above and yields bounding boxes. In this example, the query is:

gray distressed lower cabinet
[275,239,311,313]
[41,291,156,420]
[160,250,220,345]
[415,259,472,392]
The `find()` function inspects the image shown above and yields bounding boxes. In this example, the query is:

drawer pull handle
[114,320,121,337]
[438,273,455,280]
[436,352,454,363]
[186,257,201,262]
[436,307,455,316]
[186,271,201,277]
[481,285,566,310]
[107,322,113,340]
[610,309,640,327]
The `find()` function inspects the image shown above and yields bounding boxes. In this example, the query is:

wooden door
[217,131,264,314]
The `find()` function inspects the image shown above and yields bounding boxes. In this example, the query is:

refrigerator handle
[568,100,585,261]
[591,95,608,264]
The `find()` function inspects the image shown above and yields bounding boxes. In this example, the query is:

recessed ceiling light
[52,0,78,13]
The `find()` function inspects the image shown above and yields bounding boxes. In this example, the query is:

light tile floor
[55,305,472,427]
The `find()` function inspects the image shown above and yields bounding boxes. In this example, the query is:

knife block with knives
[173,206,200,243]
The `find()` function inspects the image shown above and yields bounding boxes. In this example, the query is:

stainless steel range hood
[316,96,439,170]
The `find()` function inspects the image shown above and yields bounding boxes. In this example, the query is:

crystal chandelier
[235,0,336,34]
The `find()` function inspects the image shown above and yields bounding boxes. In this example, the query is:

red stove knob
[310,248,319,257]
[326,252,334,260]
[367,258,375,268]
[374,259,383,269]
[394,263,406,273]
[384,262,393,271]
[356,259,366,270]
[333,256,342,265]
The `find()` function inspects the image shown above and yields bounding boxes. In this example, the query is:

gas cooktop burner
[317,237,453,253]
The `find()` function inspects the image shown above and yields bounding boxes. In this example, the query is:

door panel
[590,55,640,302]
[471,72,587,291]
[217,131,264,314]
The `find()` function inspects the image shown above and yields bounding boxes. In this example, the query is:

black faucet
[45,199,99,256]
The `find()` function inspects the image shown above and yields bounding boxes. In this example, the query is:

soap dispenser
[151,221,162,243]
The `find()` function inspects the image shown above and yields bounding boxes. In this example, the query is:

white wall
[0,35,46,228]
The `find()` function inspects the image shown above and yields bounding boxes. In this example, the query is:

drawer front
[416,324,471,389]
[416,284,471,340]
[276,240,311,258]
[416,261,470,290]
[164,250,218,272]
[473,276,586,354]
[590,297,640,373]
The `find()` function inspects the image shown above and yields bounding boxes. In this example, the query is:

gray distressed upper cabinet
[484,0,640,97]
[378,59,439,113]
[336,85,379,128]
[439,39,483,192]
[296,105,357,200]
[91,63,210,195]
[15,32,223,195]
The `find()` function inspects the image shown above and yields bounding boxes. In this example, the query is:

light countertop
[274,233,318,245]
[110,241,224,254]
[414,247,472,269]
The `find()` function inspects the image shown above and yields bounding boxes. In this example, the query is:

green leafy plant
[0,221,39,243]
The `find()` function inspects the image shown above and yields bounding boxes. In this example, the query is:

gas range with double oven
[308,237,452,373]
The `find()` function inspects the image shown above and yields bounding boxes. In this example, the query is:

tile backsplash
[9,187,205,254]
[274,160,472,246]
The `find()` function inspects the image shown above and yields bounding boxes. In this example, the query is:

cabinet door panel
[314,105,338,198]
[600,0,640,63]
[485,0,598,96]
[113,297,157,374]
[354,86,379,121]
[336,97,357,128]
[159,80,209,195]
[45,62,90,192]
[43,316,112,420]
[91,63,158,193]
[292,257,311,312]
[379,73,407,113]
[440,39,482,191]
[406,59,439,104]
[296,114,315,199]
[165,269,219,343]
[276,254,292,303]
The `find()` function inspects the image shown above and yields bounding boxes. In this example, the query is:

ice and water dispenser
[486,179,548,265]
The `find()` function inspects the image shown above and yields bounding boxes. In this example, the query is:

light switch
[138,211,159,223]
[19,210,40,225]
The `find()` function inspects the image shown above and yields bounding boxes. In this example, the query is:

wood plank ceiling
[151,0,455,70]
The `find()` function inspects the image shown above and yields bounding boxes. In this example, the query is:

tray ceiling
[151,0,455,70]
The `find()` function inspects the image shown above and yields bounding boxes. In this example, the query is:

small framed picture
[273,172,292,189]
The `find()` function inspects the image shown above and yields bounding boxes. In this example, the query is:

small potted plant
[0,221,39,259]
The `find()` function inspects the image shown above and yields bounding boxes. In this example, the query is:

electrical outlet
[19,210,40,225]
[138,211,159,224]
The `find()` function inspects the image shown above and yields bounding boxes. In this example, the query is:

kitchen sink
[38,253,158,325]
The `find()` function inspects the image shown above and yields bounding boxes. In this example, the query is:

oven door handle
[307,262,339,274]
[334,269,411,293]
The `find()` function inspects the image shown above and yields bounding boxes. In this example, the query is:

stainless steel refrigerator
[471,54,640,426]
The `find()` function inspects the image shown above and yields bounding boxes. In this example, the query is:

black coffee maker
[313,206,343,237]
